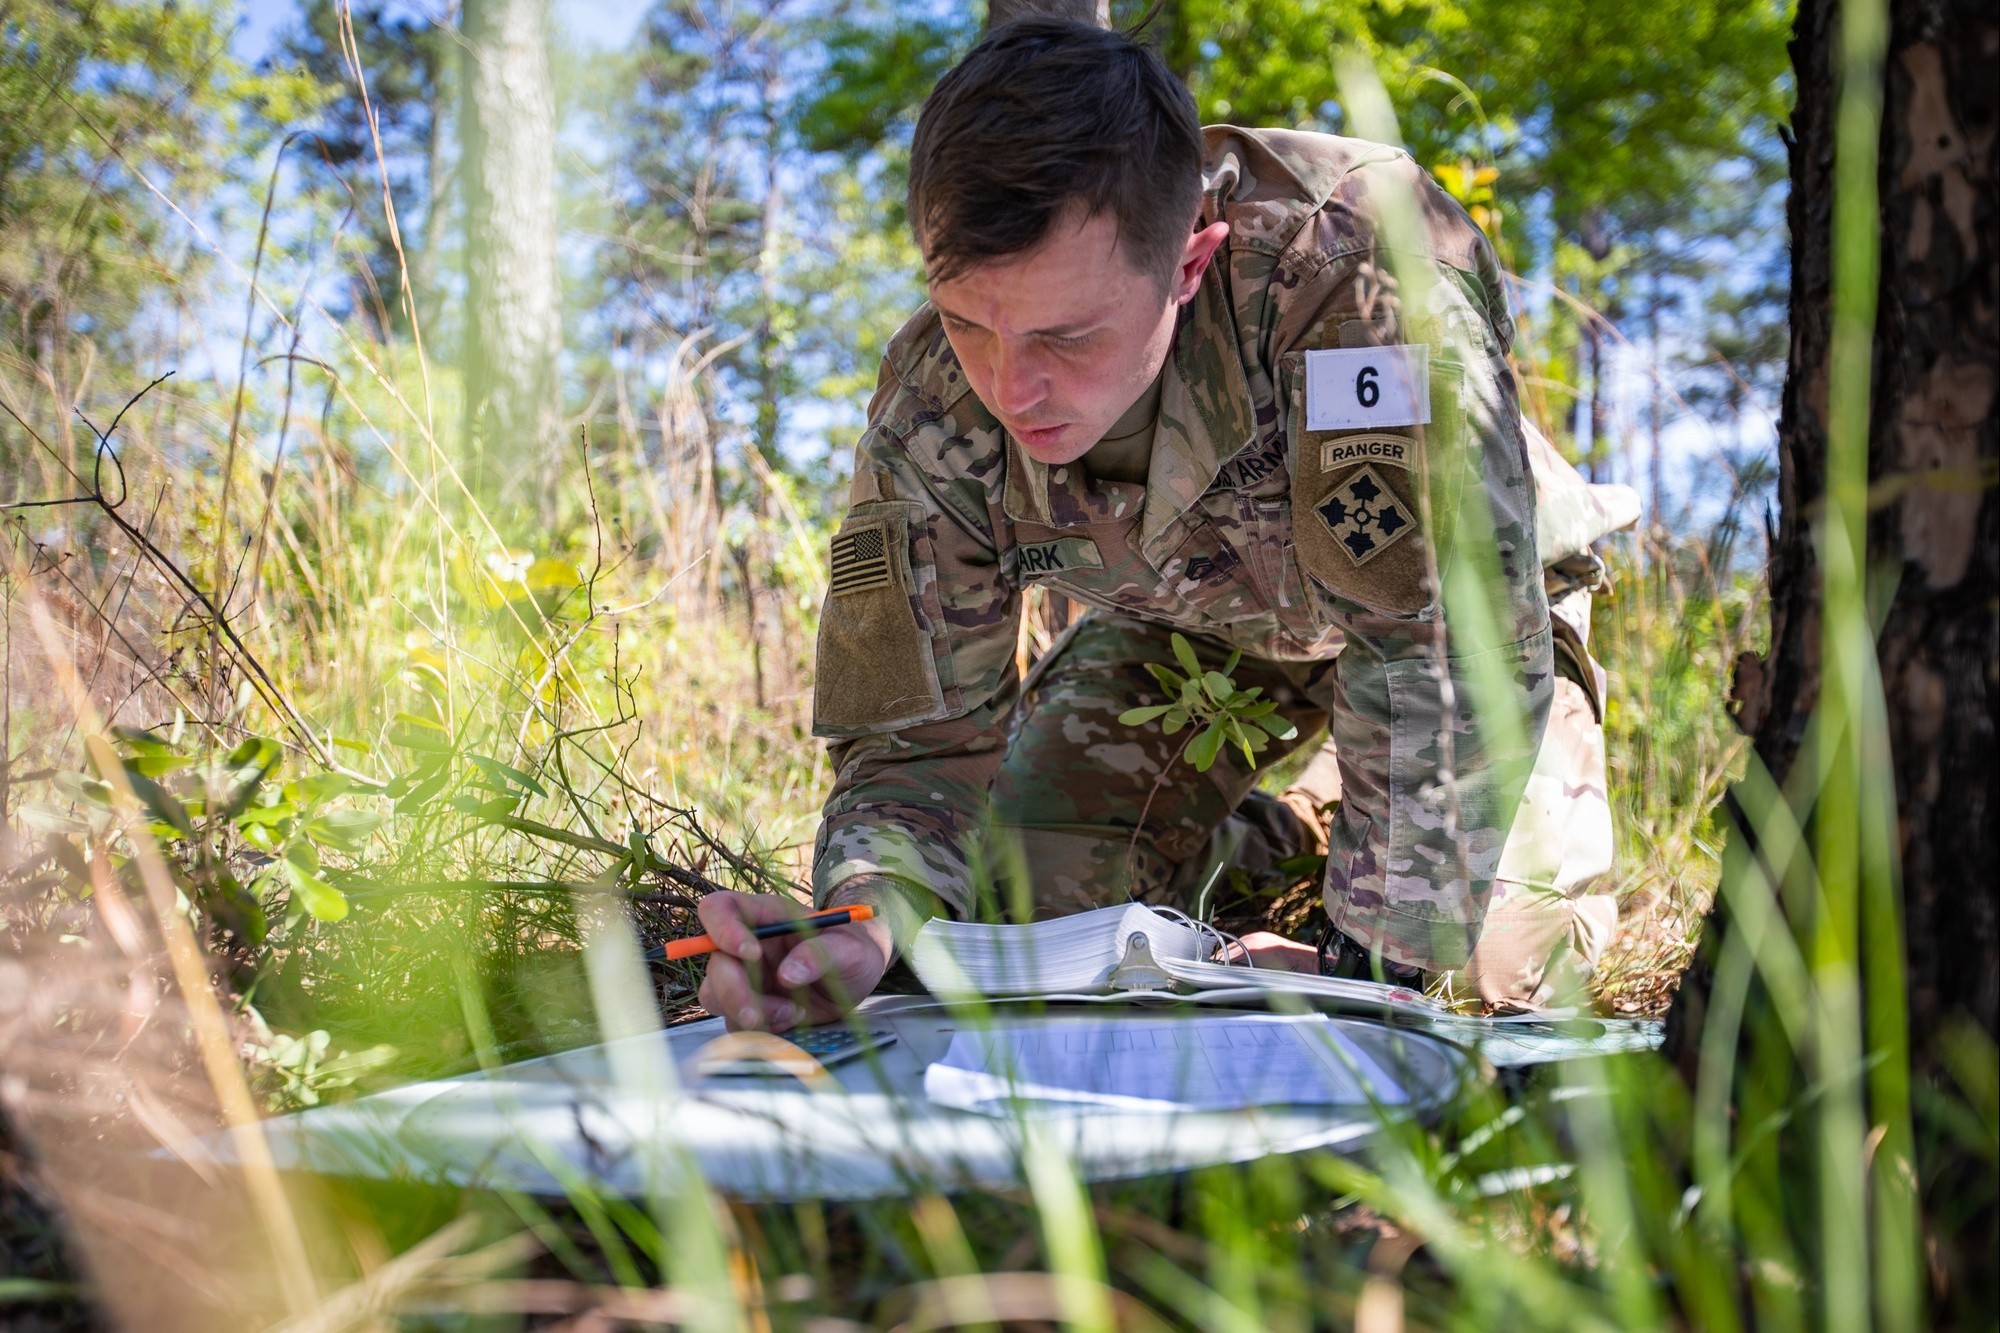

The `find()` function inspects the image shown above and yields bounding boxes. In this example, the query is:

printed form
[922,1013,1411,1115]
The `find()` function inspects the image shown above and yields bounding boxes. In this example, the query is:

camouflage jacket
[809,127,1554,969]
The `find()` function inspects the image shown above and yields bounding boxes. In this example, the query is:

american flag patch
[829,522,893,596]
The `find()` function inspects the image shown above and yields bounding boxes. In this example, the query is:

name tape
[1305,344,1430,432]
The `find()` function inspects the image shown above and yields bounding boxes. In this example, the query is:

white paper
[907,902,1207,997]
[1160,957,1442,1018]
[923,1014,1408,1115]
[1304,345,1431,431]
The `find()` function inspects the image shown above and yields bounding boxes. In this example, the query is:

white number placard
[1304,344,1430,432]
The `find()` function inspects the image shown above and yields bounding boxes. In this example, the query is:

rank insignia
[1314,466,1415,566]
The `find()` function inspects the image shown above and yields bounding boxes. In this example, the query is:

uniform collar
[1001,259,1256,549]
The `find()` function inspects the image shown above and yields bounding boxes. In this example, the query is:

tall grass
[2,11,1992,1331]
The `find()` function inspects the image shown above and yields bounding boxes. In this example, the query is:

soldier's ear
[1172,221,1230,305]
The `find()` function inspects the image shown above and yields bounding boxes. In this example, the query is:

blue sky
[232,0,650,63]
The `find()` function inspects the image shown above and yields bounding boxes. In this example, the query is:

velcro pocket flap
[813,503,950,736]
[1287,350,1466,618]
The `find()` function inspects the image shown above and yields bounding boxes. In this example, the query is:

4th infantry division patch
[1314,466,1415,566]
[829,522,894,596]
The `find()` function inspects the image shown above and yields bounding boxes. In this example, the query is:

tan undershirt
[1082,369,1164,485]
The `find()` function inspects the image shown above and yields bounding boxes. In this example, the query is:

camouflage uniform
[809,127,1631,1007]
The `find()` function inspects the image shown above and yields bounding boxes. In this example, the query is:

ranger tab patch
[829,521,893,596]
[1319,431,1415,471]
[1314,465,1416,566]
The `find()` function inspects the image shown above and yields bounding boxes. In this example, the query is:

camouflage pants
[987,609,1617,1008]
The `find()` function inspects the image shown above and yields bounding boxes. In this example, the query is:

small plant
[1117,632,1298,771]
[24,727,389,949]
[241,1020,398,1111]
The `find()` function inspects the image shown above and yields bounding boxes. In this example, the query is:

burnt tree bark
[1703,0,1996,1078]
[1672,0,1995,1310]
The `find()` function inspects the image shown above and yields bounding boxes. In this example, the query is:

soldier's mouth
[1014,422,1070,447]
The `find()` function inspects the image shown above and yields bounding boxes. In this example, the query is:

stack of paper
[905,902,1445,1021]
[1160,957,1442,1018]
[907,901,1208,996]
[922,1013,1411,1115]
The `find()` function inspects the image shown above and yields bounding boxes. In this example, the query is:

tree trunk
[1672,0,1995,1306]
[1866,0,1996,1059]
[1701,0,1996,1076]
[459,0,562,522]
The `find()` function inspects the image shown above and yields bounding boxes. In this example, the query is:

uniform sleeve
[1276,164,1555,971]
[808,376,1022,921]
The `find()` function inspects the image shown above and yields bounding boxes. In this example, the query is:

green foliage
[1165,0,1791,234]
[244,1024,397,1110]
[1118,632,1299,772]
[797,13,965,156]
[30,725,391,944]
[0,0,325,361]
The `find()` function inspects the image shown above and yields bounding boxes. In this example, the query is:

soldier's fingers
[775,925,874,991]
[700,955,785,1030]
[697,954,750,1025]
[697,891,799,962]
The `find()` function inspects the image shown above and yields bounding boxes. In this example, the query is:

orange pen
[648,904,875,962]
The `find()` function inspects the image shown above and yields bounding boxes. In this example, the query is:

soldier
[696,18,1637,1030]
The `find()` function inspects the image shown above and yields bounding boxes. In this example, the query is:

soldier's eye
[1046,332,1094,350]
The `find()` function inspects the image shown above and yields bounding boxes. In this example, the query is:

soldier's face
[929,207,1230,465]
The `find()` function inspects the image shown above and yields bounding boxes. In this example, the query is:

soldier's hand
[1226,930,1322,973]
[694,890,893,1033]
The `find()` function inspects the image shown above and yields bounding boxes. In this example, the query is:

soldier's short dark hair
[907,18,1204,287]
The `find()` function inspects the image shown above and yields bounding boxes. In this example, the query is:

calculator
[697,1025,897,1078]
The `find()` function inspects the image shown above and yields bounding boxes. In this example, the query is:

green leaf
[1258,716,1300,740]
[388,713,454,752]
[284,772,353,806]
[215,737,282,821]
[124,751,193,778]
[285,839,320,874]
[387,728,455,754]
[1274,853,1327,884]
[283,861,349,923]
[1170,632,1201,679]
[1117,705,1173,727]
[123,770,194,839]
[1143,662,1185,693]
[1186,721,1227,772]
[1228,719,1263,766]
[330,735,373,755]
[225,735,282,775]
[394,767,451,814]
[384,754,447,798]
[1222,647,1242,677]
[1161,708,1190,736]
[51,772,112,808]
[1203,670,1235,702]
[23,804,89,835]
[447,794,517,822]
[467,754,549,798]
[304,810,385,851]
[234,802,296,828]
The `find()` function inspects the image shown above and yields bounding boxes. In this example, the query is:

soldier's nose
[990,350,1047,416]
